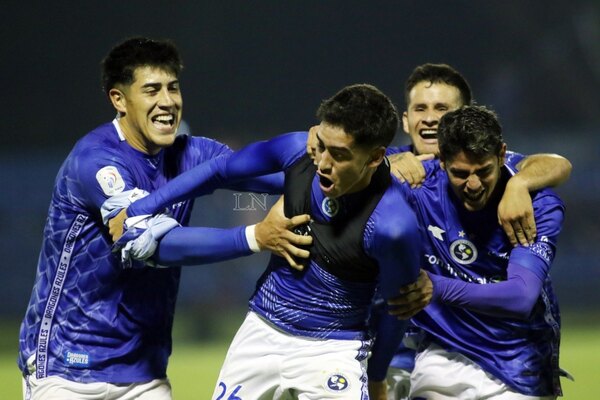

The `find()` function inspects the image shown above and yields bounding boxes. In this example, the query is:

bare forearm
[514,153,572,191]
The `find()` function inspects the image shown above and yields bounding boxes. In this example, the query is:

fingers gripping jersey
[18,120,234,383]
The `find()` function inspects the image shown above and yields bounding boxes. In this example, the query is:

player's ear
[367,146,386,168]
[402,111,409,134]
[109,88,127,114]
[498,143,507,165]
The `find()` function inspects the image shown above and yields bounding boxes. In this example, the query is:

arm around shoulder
[514,153,572,191]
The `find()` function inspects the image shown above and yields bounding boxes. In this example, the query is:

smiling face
[442,146,506,211]
[110,66,182,154]
[314,122,385,199]
[402,81,463,156]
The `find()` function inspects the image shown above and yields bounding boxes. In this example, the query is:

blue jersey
[18,120,241,383]
[386,143,414,155]
[126,131,422,380]
[400,159,564,396]
[372,149,526,372]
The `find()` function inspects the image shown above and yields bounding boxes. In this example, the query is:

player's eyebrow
[449,163,494,175]
[316,133,352,155]
[141,79,179,90]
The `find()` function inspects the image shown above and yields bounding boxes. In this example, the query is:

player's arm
[417,262,543,319]
[365,199,422,384]
[125,132,307,219]
[186,135,285,196]
[391,198,565,319]
[116,196,312,269]
[73,146,145,219]
[499,153,572,246]
[155,203,311,267]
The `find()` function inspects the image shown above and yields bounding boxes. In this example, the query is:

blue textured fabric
[18,120,264,383]
[401,159,565,396]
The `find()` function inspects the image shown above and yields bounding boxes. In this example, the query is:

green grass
[1,317,598,399]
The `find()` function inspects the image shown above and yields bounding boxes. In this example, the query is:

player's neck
[118,118,160,155]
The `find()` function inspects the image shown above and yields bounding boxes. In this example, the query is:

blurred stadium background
[1,1,599,398]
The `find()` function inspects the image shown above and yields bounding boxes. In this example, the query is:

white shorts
[410,343,555,400]
[386,366,411,400]
[212,311,369,399]
[22,355,171,400]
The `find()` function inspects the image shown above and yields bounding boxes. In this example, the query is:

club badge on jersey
[449,239,478,265]
[321,197,340,217]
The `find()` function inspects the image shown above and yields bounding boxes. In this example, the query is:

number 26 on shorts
[215,382,242,400]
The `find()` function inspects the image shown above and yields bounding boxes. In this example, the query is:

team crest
[449,239,478,264]
[321,197,339,217]
[96,166,125,196]
[325,373,350,392]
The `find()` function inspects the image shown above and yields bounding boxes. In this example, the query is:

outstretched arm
[118,197,312,269]
[154,204,312,267]
[126,132,308,218]
[499,153,572,246]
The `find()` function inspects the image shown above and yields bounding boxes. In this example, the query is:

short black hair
[316,84,399,148]
[101,37,183,97]
[405,63,472,107]
[438,105,503,162]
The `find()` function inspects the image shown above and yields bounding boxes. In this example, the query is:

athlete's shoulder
[62,122,124,171]
[374,182,420,235]
[274,131,309,147]
[504,149,526,171]
[166,133,233,163]
[270,131,309,168]
[532,188,565,216]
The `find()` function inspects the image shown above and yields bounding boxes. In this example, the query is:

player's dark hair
[316,84,399,148]
[405,63,472,107]
[437,105,503,162]
[101,37,183,97]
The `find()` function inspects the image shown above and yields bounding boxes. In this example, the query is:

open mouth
[152,114,175,130]
[465,190,485,203]
[419,129,437,141]
[319,175,334,189]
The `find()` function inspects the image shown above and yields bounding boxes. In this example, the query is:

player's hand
[389,152,434,187]
[368,379,388,400]
[306,125,319,161]
[108,208,128,241]
[498,175,536,247]
[255,196,313,271]
[387,269,433,319]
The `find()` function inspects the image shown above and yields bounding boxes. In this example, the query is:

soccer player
[388,63,571,246]
[368,63,572,400]
[116,83,424,398]
[17,37,310,400]
[389,105,567,399]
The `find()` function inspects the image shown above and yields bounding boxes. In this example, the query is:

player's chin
[463,199,485,211]
[152,132,177,148]
[418,143,438,155]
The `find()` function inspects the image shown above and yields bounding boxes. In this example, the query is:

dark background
[1,1,599,333]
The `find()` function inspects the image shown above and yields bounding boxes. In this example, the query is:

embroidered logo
[529,242,553,263]
[321,197,339,217]
[325,374,349,391]
[64,351,90,368]
[96,166,125,196]
[428,225,445,241]
[449,239,478,265]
